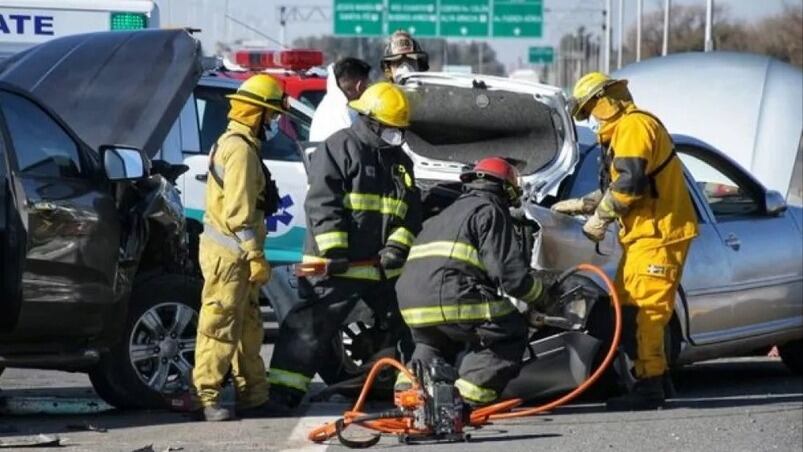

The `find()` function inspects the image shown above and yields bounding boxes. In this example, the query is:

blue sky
[158,0,800,70]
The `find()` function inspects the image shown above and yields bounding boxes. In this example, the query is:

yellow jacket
[596,104,698,249]
[204,120,267,254]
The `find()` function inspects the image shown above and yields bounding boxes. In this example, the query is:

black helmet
[381,30,430,76]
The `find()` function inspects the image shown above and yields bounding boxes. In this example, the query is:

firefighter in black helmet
[381,30,430,83]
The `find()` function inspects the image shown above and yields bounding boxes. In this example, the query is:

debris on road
[0,396,113,415]
[0,434,61,448]
[66,422,108,433]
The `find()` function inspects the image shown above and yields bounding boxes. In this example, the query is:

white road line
[280,413,333,452]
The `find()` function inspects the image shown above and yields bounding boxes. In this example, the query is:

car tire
[778,339,803,375]
[89,274,202,409]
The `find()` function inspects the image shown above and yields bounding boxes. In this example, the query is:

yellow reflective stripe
[407,241,484,269]
[455,378,497,403]
[400,300,515,327]
[395,371,412,387]
[314,231,348,252]
[344,193,408,219]
[302,255,384,281]
[520,278,543,304]
[388,227,415,248]
[268,368,311,393]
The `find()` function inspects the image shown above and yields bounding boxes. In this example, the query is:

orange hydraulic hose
[308,263,622,443]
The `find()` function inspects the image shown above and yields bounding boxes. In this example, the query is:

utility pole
[704,0,714,52]
[604,0,611,73]
[662,0,670,56]
[617,0,624,69]
[635,0,642,62]
[279,6,287,48]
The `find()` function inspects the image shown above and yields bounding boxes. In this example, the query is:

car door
[0,90,122,339]
[678,144,803,341]
[0,121,25,331]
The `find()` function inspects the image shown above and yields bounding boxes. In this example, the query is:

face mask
[264,118,279,141]
[380,127,404,146]
[392,62,416,83]
[588,115,600,133]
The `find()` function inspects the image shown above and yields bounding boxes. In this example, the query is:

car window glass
[567,146,601,199]
[0,92,82,178]
[679,152,761,218]
[195,86,300,162]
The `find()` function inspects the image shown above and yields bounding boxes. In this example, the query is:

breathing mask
[380,127,404,146]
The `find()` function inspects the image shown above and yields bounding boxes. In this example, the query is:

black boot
[201,403,233,422]
[606,376,666,411]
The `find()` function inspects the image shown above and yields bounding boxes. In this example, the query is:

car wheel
[778,339,803,375]
[89,274,202,409]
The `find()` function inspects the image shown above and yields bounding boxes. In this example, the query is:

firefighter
[394,157,556,407]
[381,30,430,83]
[192,74,286,421]
[555,72,698,410]
[266,82,422,410]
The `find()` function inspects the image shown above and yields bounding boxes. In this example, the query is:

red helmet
[461,157,522,203]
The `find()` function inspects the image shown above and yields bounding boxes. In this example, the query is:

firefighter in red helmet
[394,157,557,406]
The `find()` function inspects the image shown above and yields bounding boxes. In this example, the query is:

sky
[157,0,800,71]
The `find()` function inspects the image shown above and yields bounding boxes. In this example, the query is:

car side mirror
[765,190,787,216]
[101,145,148,181]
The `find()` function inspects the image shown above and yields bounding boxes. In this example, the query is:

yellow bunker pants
[193,237,268,408]
[616,240,691,379]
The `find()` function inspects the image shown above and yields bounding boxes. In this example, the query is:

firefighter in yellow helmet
[266,82,422,411]
[193,74,286,421]
[555,72,698,410]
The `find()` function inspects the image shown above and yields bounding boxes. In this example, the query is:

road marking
[280,410,334,452]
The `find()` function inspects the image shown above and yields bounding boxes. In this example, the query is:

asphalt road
[0,350,800,452]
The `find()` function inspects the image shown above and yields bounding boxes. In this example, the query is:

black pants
[268,275,405,404]
[408,313,528,404]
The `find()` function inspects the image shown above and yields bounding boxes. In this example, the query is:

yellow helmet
[227,74,287,113]
[348,82,410,128]
[570,71,627,120]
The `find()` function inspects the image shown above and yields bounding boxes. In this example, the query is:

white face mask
[392,62,416,83]
[264,118,280,141]
[588,115,600,134]
[380,128,404,146]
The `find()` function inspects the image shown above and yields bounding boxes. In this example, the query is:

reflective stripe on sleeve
[235,228,257,242]
[267,368,312,393]
[400,300,516,327]
[314,231,348,253]
[454,378,497,404]
[407,241,484,269]
[387,227,415,248]
[520,278,544,304]
[344,193,408,219]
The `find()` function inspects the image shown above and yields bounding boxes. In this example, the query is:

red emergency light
[233,49,323,71]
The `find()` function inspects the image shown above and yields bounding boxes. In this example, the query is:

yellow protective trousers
[193,237,268,408]
[616,240,691,379]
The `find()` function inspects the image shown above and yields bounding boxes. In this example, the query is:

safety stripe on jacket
[302,256,403,280]
[314,231,348,253]
[387,227,415,248]
[454,378,497,403]
[519,278,544,304]
[344,193,408,219]
[400,300,515,327]
[267,368,312,393]
[406,241,484,269]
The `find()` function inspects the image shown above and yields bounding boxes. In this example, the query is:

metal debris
[0,396,113,415]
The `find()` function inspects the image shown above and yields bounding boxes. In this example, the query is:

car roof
[613,51,803,195]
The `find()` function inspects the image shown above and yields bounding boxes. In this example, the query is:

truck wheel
[89,274,202,409]
[779,339,803,375]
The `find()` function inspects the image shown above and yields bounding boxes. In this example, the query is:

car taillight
[233,50,323,71]
[110,12,148,30]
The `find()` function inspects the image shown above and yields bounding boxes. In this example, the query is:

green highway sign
[493,0,543,38]
[387,0,438,37]
[440,0,490,38]
[528,46,553,64]
[333,0,544,38]
[334,0,384,36]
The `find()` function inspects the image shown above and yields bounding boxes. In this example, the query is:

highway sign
[334,0,384,36]
[492,0,543,38]
[387,0,438,37]
[528,46,553,64]
[440,0,491,38]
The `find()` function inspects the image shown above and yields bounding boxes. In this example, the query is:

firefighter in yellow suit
[555,72,698,410]
[193,74,286,421]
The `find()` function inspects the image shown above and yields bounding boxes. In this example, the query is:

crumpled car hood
[0,29,202,158]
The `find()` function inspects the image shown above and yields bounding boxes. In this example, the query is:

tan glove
[248,256,271,285]
[582,211,612,242]
[551,190,602,216]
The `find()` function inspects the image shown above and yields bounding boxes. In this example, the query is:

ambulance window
[194,87,230,154]
[0,92,83,179]
[298,90,325,109]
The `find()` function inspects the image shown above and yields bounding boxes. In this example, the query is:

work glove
[509,206,538,226]
[325,257,350,275]
[582,211,613,242]
[248,256,271,285]
[379,245,407,271]
[551,190,602,216]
